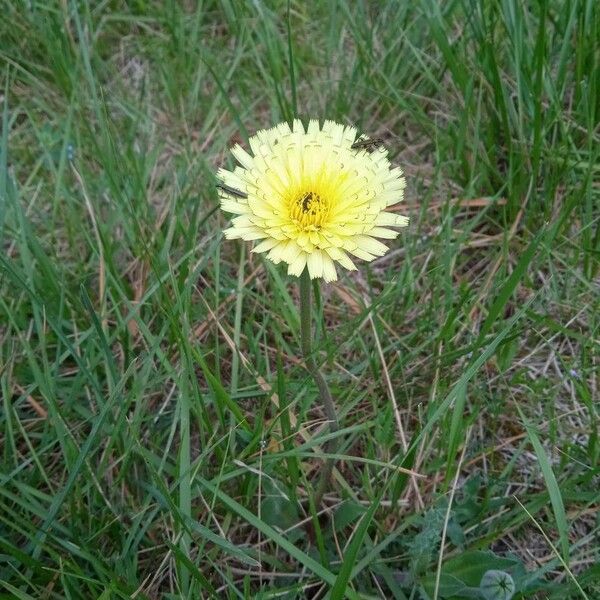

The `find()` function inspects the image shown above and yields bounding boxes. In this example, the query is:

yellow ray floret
[218,119,408,282]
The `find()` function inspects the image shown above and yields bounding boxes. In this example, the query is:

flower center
[290,191,329,230]
[301,192,314,213]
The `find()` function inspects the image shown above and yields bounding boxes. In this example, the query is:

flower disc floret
[218,119,408,281]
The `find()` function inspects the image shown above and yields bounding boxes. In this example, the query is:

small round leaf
[479,570,516,600]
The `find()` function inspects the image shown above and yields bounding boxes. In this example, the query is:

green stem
[299,268,339,505]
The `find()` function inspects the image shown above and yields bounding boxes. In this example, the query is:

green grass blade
[329,489,384,600]
[517,405,570,566]
[198,476,361,599]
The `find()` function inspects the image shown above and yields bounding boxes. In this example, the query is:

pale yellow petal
[307,119,320,135]
[220,200,249,215]
[280,240,302,263]
[252,238,279,254]
[325,246,357,271]
[347,246,375,261]
[267,242,292,264]
[307,250,324,279]
[321,255,338,282]
[369,226,400,239]
[231,145,255,170]
[374,212,401,226]
[288,253,307,277]
[354,236,389,256]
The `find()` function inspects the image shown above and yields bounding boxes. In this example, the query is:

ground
[0,1,598,599]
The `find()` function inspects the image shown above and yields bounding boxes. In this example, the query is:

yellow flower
[218,119,408,282]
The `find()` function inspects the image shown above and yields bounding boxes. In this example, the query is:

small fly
[351,137,385,152]
[216,183,248,199]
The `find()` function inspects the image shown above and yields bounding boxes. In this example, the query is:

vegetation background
[0,0,598,598]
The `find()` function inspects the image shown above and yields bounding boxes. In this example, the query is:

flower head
[218,119,408,281]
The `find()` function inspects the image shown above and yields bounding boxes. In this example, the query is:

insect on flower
[218,119,408,282]
[350,136,385,152]
[216,183,248,199]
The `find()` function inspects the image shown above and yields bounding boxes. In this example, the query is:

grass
[0,0,599,598]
